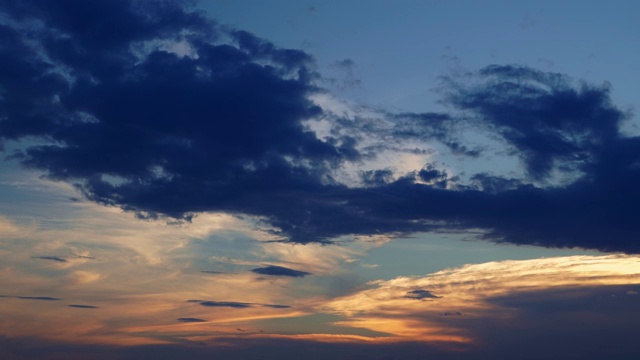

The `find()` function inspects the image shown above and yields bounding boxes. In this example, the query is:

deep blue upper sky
[202,0,639,118]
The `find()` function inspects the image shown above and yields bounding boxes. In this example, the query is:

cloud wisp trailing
[0,0,639,256]
[191,300,253,309]
[31,256,68,263]
[0,296,60,301]
[68,304,99,309]
[176,317,207,323]
[251,265,312,278]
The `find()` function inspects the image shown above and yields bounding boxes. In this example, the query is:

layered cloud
[0,173,381,347]
[1,0,639,254]
[323,255,640,352]
[2,253,638,358]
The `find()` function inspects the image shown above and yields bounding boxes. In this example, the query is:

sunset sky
[1,1,640,359]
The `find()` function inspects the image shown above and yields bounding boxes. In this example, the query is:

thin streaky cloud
[31,256,67,263]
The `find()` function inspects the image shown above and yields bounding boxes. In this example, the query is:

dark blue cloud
[251,265,311,278]
[177,318,206,323]
[442,65,625,179]
[18,296,60,301]
[440,311,462,316]
[262,304,291,309]
[68,304,99,309]
[360,169,394,186]
[417,163,451,188]
[31,256,67,263]
[190,300,252,309]
[73,254,96,260]
[186,300,290,309]
[1,1,640,253]
[299,66,640,253]
[391,112,482,157]
[0,295,60,301]
[0,0,353,222]
[405,289,441,300]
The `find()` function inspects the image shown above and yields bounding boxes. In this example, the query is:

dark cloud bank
[1,0,639,253]
[2,332,638,360]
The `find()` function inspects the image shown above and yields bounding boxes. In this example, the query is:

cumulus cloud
[1,1,639,253]
[0,0,354,241]
[441,65,624,179]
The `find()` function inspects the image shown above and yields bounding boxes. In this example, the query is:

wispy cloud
[176,317,206,323]
[0,295,60,301]
[323,255,640,344]
[252,265,312,278]
[262,304,291,309]
[31,256,68,263]
[192,301,253,309]
[68,304,99,309]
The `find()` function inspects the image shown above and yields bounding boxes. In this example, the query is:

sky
[1,0,639,359]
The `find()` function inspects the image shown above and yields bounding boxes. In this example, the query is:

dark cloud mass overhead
[1,0,639,253]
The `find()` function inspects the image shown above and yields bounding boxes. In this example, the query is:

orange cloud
[321,255,640,347]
